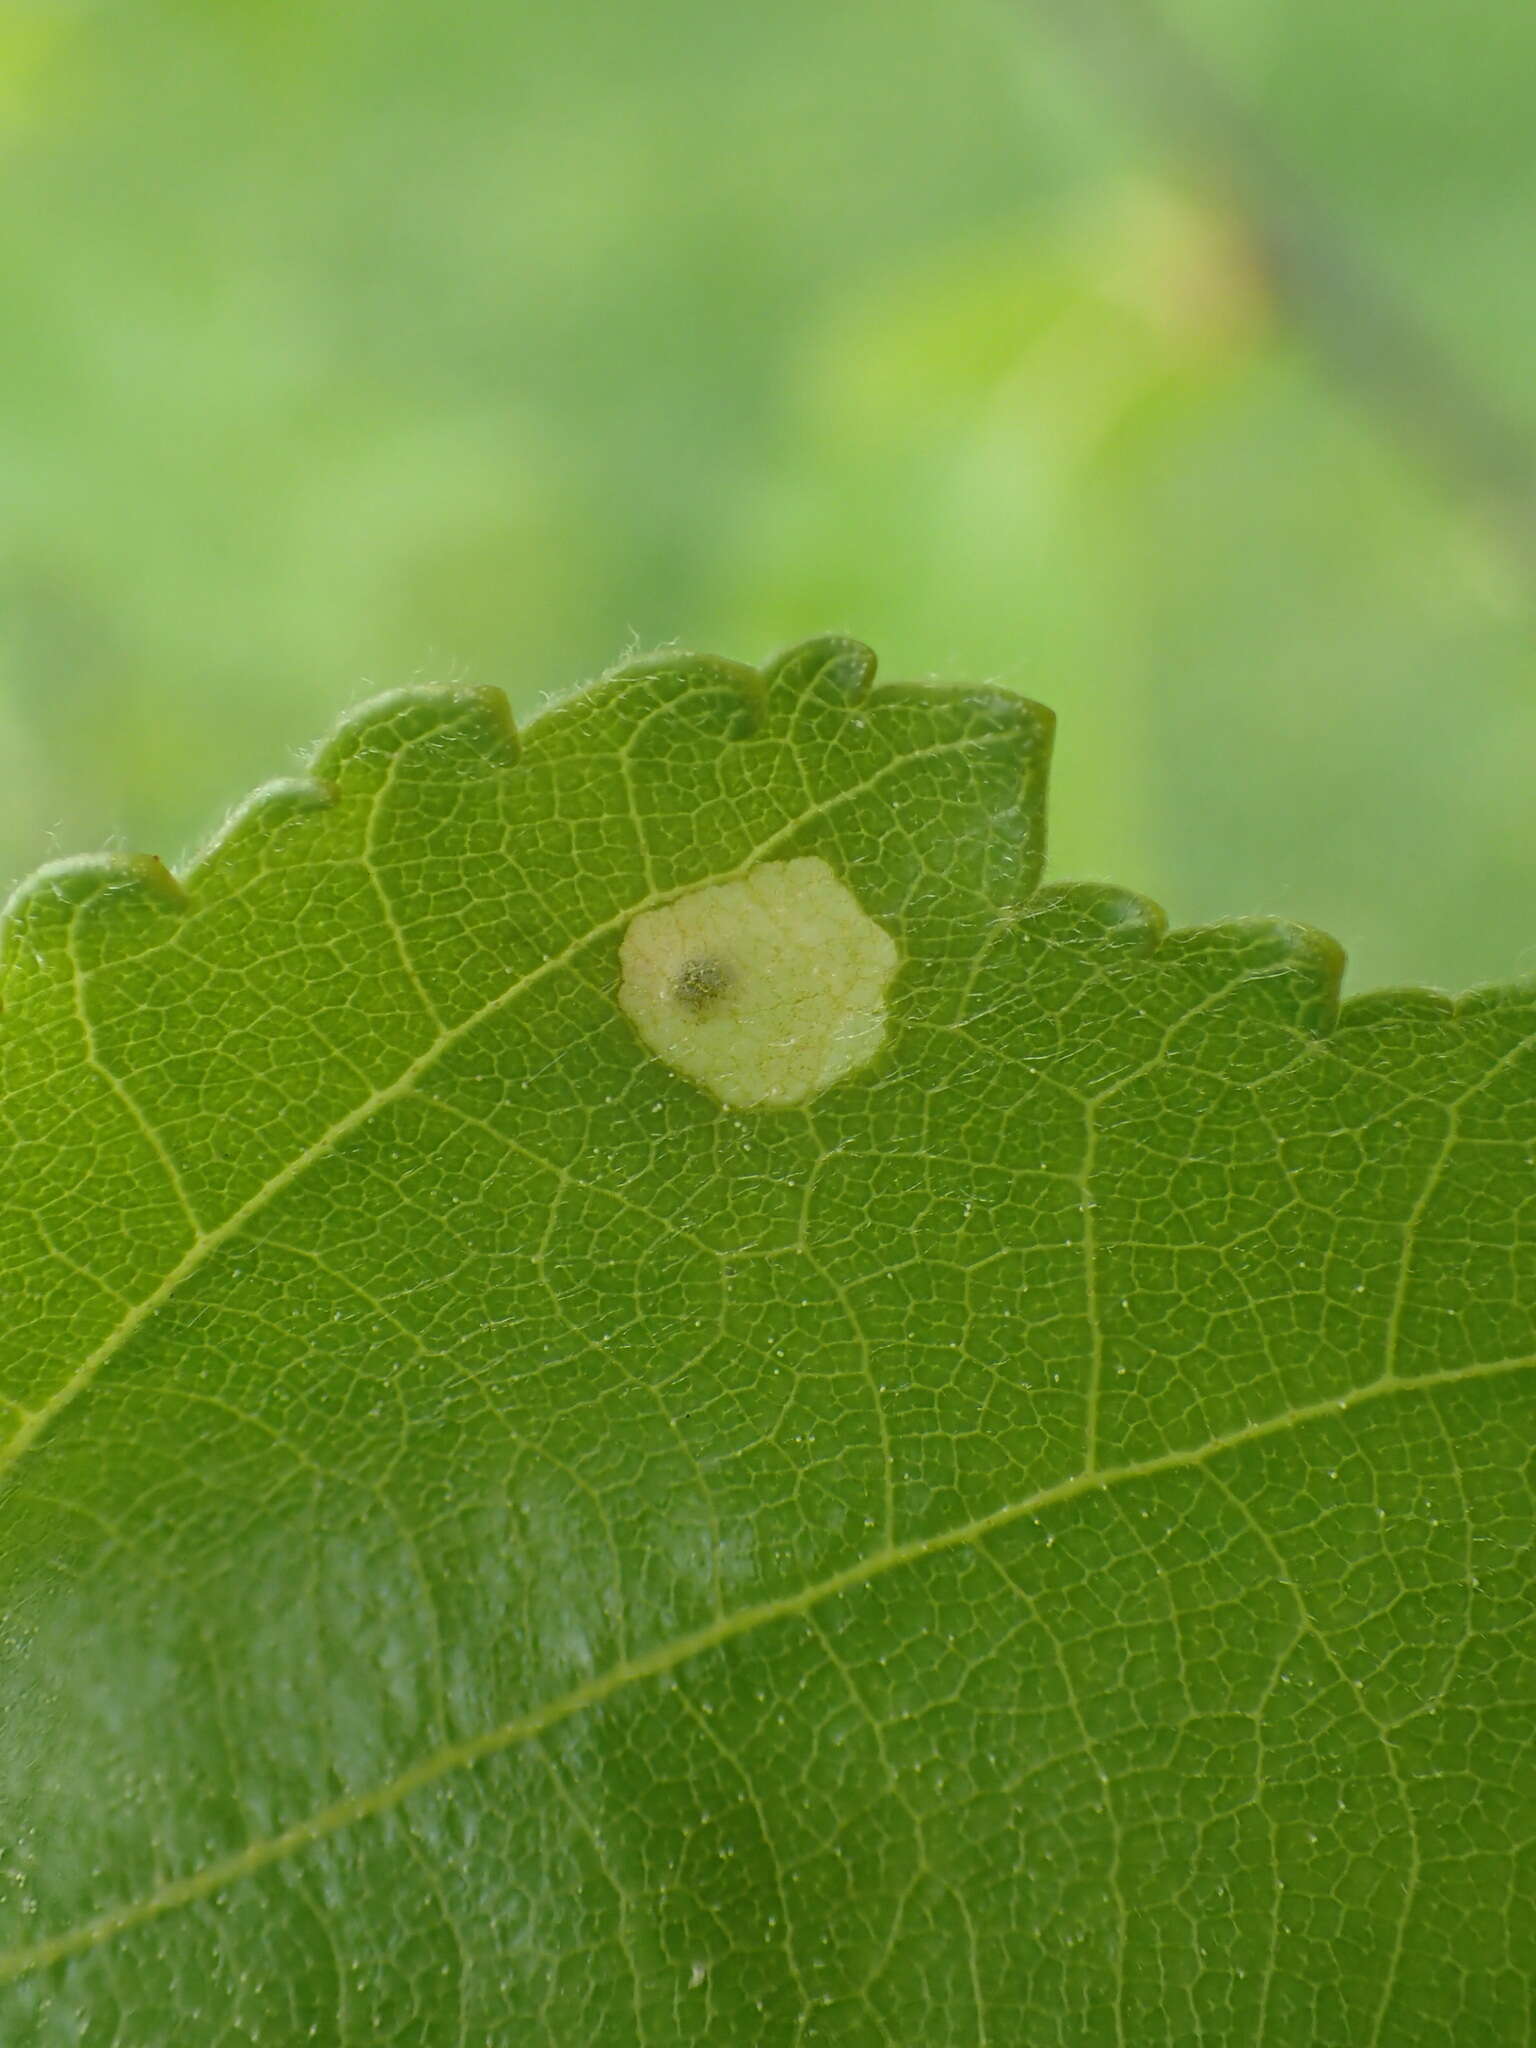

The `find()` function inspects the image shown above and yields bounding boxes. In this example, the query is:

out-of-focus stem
[1020,0,1536,596]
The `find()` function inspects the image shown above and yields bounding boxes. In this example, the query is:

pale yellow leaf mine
[617,855,898,1109]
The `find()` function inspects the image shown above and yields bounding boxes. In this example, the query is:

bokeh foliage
[3,0,1536,990]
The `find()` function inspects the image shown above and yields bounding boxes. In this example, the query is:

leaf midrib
[2,1348,1529,1987]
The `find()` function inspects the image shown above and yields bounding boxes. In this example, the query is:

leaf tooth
[1159,916,1346,1033]
[1336,985,1459,1033]
[861,679,1054,897]
[180,775,338,891]
[873,682,1056,832]
[1025,881,1169,954]
[0,853,187,998]
[1443,979,1536,1022]
[761,634,878,710]
[307,683,520,792]
[1,851,187,925]
[538,648,766,750]
[596,645,763,698]
[873,677,1054,739]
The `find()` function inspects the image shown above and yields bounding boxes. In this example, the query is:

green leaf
[2,637,1533,2044]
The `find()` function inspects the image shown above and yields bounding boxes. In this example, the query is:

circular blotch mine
[618,856,900,1110]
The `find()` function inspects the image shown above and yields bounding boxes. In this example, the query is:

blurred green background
[3,0,1535,992]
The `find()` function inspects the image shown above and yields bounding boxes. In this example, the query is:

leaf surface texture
[2,639,1532,2044]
